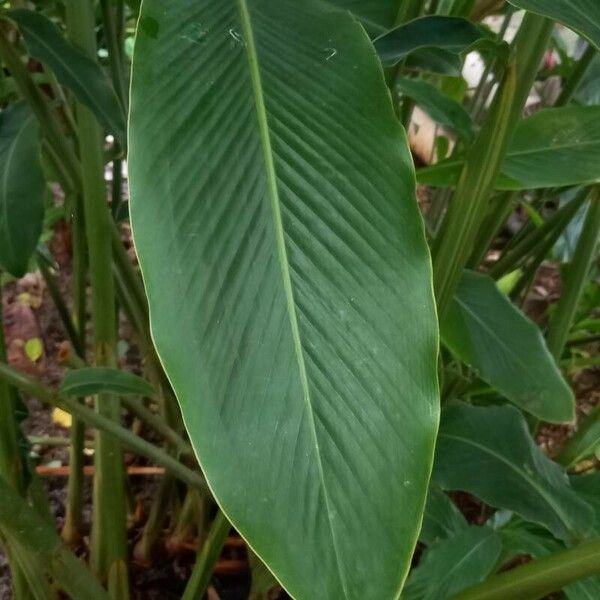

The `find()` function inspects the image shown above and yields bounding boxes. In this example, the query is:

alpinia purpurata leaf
[442,271,574,423]
[418,106,600,190]
[0,102,44,278]
[129,1,439,599]
[434,402,593,542]
[6,9,126,141]
[507,0,600,50]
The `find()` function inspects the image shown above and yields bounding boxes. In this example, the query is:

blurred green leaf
[434,402,593,542]
[443,271,574,422]
[8,8,126,141]
[0,102,45,278]
[61,368,155,398]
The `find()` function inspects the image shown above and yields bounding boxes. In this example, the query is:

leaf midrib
[236,1,349,596]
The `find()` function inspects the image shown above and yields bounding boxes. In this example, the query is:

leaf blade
[442,270,574,422]
[0,102,44,277]
[434,402,593,542]
[8,9,126,141]
[129,1,439,598]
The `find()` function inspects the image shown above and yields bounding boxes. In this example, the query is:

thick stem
[489,189,590,279]
[432,14,554,316]
[181,511,231,600]
[546,188,600,359]
[63,190,88,548]
[450,538,600,600]
[65,0,127,589]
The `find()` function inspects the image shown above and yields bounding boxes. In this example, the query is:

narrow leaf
[434,402,593,542]
[7,9,126,141]
[129,1,440,598]
[418,106,600,189]
[0,102,44,278]
[403,526,502,600]
[507,0,600,51]
[374,16,504,67]
[61,367,155,398]
[396,77,474,140]
[442,270,574,422]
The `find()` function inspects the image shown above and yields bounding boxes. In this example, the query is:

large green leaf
[434,402,593,542]
[507,0,600,51]
[0,102,45,278]
[374,16,502,67]
[128,1,439,598]
[442,270,574,422]
[395,77,474,140]
[418,106,600,189]
[403,526,502,600]
[7,9,126,141]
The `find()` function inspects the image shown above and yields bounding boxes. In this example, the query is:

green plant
[0,0,599,598]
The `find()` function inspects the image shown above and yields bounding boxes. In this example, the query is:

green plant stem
[0,475,110,600]
[433,14,553,316]
[556,44,596,107]
[489,189,590,279]
[394,0,423,24]
[99,0,127,112]
[432,61,517,315]
[65,0,128,587]
[0,361,208,493]
[181,511,231,600]
[63,191,88,548]
[468,191,517,267]
[450,538,600,600]
[546,188,600,359]
[121,396,193,458]
[36,252,84,357]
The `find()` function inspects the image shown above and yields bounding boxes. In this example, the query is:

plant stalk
[450,538,600,600]
[181,511,231,600]
[432,14,554,316]
[546,188,600,359]
[556,44,596,107]
[66,0,128,588]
